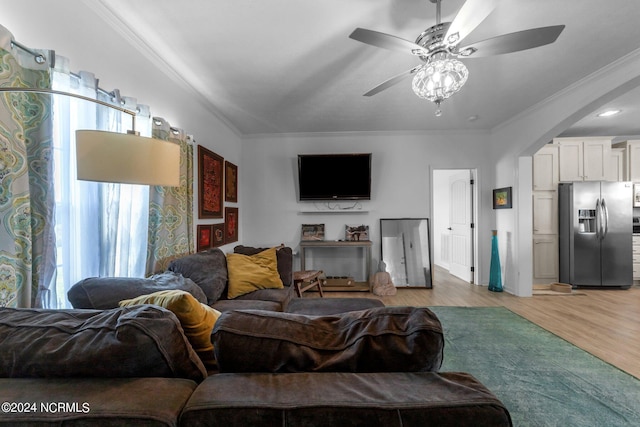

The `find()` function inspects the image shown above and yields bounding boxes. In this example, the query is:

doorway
[432,169,477,284]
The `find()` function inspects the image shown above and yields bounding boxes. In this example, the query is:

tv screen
[298,153,372,201]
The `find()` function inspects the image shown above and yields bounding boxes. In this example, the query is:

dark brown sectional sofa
[0,246,512,426]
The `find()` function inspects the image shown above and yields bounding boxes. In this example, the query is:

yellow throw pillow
[119,289,221,368]
[227,247,284,299]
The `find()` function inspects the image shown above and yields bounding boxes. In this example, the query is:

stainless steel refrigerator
[559,181,632,289]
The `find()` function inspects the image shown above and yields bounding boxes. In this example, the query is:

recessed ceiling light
[467,115,479,122]
[597,109,621,117]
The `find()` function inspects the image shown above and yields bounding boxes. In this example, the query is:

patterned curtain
[0,32,56,307]
[146,117,194,275]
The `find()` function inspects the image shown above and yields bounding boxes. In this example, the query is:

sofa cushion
[212,299,283,313]
[285,297,384,315]
[0,306,207,382]
[234,245,293,286]
[67,271,207,309]
[168,248,228,304]
[0,377,196,427]
[212,306,443,373]
[119,290,221,369]
[226,247,284,299]
[181,372,512,427]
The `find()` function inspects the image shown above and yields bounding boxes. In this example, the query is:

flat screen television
[298,153,372,201]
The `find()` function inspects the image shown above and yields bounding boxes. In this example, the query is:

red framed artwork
[197,224,213,251]
[225,160,238,203]
[212,223,225,247]
[198,145,224,218]
[225,207,239,244]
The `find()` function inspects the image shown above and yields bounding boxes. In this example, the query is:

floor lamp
[0,87,180,187]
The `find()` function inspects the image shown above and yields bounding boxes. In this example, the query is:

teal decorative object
[489,230,503,292]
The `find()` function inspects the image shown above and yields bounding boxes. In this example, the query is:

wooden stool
[293,270,324,298]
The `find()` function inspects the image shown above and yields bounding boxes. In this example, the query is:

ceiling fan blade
[445,0,496,45]
[363,65,422,97]
[350,28,426,56]
[458,25,565,58]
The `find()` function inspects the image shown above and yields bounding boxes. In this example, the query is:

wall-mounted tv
[298,153,372,201]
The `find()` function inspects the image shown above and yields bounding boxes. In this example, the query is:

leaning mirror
[380,218,433,288]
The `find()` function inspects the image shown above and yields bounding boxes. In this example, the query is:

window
[48,71,150,308]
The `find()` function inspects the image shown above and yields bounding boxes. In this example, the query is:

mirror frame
[380,218,433,289]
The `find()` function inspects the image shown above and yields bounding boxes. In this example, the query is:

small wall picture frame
[345,224,369,241]
[225,207,239,244]
[197,224,213,251]
[301,224,325,241]
[212,223,225,247]
[493,187,512,209]
[198,145,224,219]
[225,160,238,203]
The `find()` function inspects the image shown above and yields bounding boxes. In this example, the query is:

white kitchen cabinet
[533,144,559,191]
[612,140,640,182]
[556,137,612,182]
[533,235,558,282]
[633,235,640,281]
[609,148,625,181]
[532,193,557,235]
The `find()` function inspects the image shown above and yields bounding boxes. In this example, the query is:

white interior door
[448,171,473,282]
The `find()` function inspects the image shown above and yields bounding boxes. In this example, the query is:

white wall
[240,131,494,282]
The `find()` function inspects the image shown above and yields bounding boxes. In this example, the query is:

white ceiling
[3,0,640,137]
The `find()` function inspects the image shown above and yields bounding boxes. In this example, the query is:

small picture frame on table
[301,224,325,241]
[493,187,512,209]
[345,225,369,241]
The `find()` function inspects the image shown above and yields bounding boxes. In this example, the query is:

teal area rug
[429,307,640,427]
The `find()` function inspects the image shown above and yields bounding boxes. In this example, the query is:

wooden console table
[299,240,372,291]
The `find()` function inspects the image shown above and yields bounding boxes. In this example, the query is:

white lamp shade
[76,130,180,187]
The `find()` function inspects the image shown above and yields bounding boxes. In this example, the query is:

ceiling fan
[349,0,565,116]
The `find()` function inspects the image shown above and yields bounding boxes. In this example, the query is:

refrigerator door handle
[595,198,601,239]
[602,198,609,239]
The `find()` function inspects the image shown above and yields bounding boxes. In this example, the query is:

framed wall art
[345,224,369,241]
[198,145,224,218]
[225,160,238,203]
[196,224,213,251]
[301,224,325,241]
[212,223,225,247]
[493,187,512,209]
[225,207,239,244]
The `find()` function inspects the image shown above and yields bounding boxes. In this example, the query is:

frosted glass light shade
[76,130,180,187]
[412,56,469,103]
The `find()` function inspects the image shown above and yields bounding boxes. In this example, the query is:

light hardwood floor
[311,267,640,380]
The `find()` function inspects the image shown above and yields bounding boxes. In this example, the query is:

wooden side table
[293,270,325,297]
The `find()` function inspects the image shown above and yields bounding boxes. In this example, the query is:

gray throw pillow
[167,248,228,305]
[67,271,207,309]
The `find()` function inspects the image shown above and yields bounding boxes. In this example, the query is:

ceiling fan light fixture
[412,54,469,108]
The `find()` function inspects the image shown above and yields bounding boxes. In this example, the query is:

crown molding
[84,0,241,138]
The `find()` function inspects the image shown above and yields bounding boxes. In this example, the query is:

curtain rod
[0,87,137,130]
[10,39,47,65]
[10,39,116,103]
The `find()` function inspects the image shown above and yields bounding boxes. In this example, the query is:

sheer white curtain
[50,57,150,308]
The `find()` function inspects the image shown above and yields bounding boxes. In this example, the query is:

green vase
[489,230,503,292]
